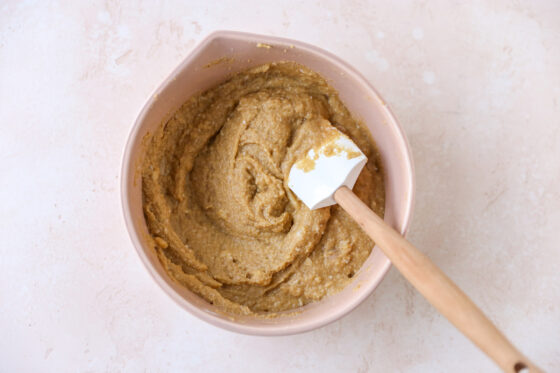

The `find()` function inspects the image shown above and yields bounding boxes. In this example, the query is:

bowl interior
[121,31,414,335]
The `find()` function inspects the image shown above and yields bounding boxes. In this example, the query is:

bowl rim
[120,30,415,335]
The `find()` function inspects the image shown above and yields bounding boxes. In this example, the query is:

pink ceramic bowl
[121,31,414,335]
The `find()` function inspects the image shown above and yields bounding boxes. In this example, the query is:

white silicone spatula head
[288,122,367,210]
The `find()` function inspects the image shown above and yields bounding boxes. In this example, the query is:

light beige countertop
[1,1,558,372]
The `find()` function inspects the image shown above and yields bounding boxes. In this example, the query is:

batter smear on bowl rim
[142,62,385,315]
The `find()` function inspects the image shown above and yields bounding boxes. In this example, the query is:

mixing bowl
[121,31,414,335]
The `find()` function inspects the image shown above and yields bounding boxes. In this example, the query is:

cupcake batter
[142,62,384,315]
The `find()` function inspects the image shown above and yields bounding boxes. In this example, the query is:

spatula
[288,120,541,373]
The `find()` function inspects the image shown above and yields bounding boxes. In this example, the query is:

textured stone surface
[1,1,558,372]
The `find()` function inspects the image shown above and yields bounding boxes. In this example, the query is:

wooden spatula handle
[334,186,542,373]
